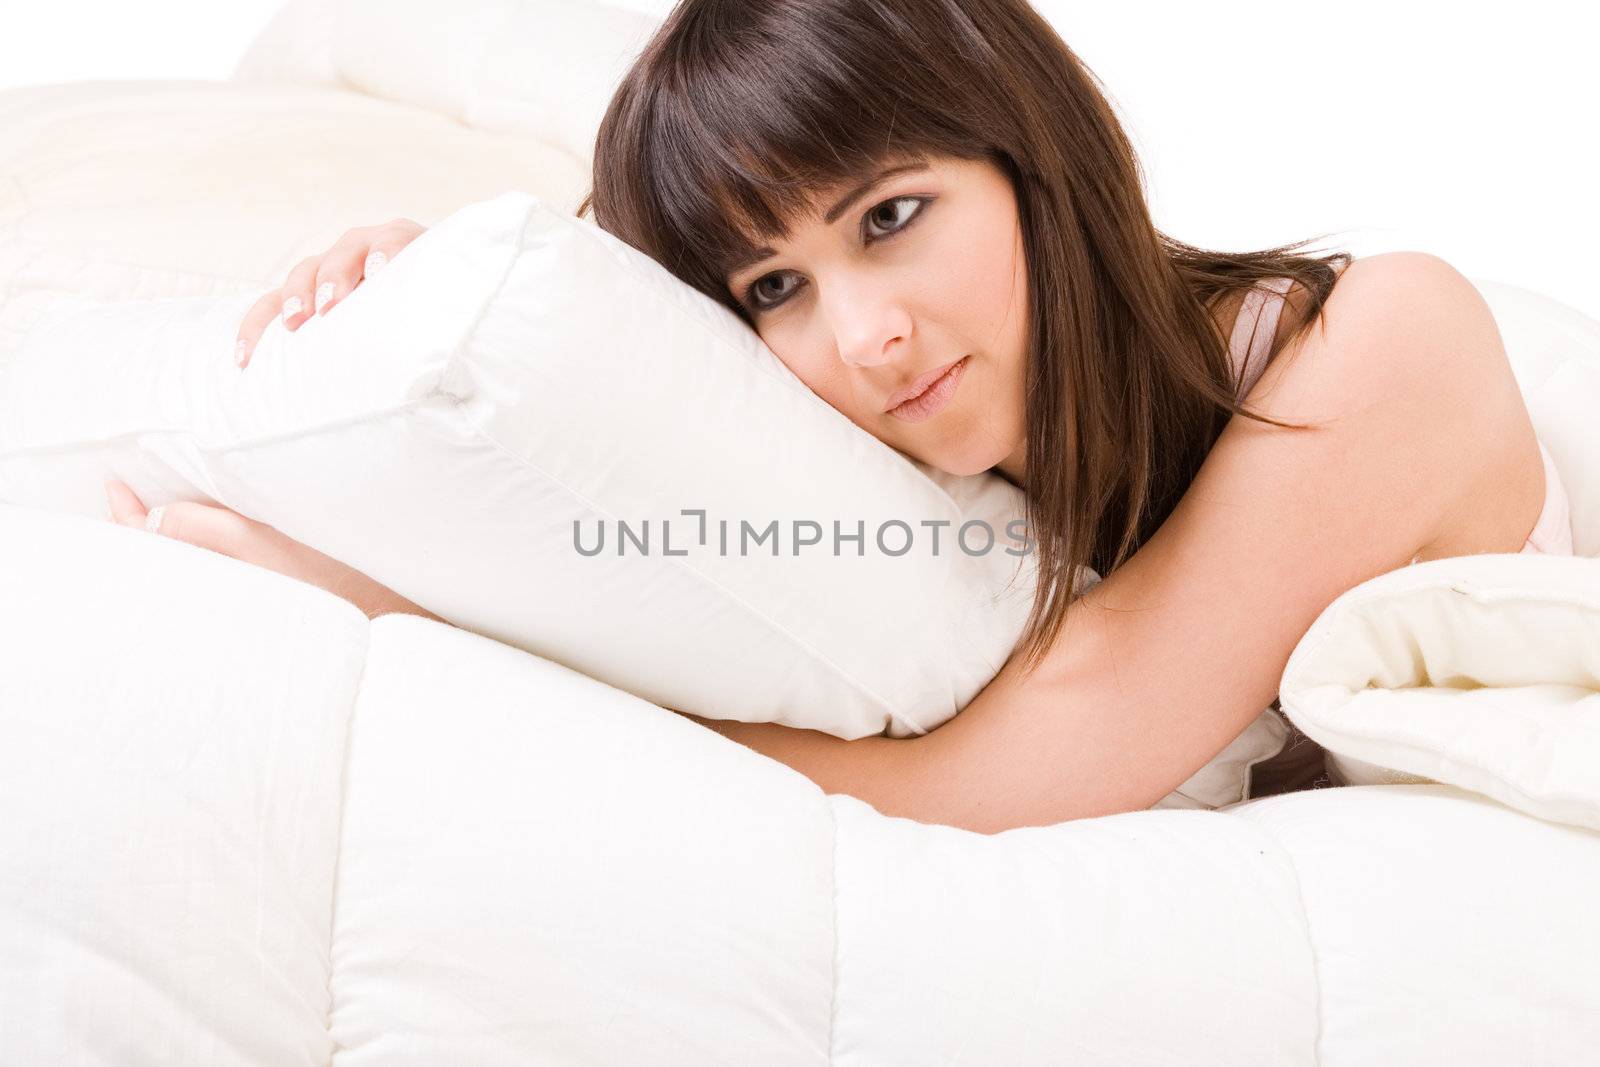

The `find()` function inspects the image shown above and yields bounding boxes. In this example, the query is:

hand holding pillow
[233,217,427,369]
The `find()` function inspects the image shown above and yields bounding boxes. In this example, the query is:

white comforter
[1283,551,1600,832]
[3,501,1599,1065]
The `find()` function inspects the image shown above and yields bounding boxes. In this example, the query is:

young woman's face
[724,154,1029,482]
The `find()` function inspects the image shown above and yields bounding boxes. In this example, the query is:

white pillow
[0,191,1045,741]
[233,0,660,168]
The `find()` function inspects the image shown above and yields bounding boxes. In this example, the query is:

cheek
[780,358,888,443]
[921,218,1028,350]
[763,333,857,413]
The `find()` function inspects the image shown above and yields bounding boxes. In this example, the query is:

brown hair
[578,0,1351,674]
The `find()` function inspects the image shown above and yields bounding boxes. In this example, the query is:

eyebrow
[724,161,932,281]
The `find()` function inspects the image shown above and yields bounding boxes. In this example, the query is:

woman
[109,0,1572,832]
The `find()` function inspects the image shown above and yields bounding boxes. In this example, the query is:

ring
[144,505,166,534]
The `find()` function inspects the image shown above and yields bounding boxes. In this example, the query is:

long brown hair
[578,0,1351,674]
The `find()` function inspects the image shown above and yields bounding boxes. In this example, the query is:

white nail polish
[365,251,387,277]
[315,281,335,314]
[235,339,247,367]
[281,296,304,324]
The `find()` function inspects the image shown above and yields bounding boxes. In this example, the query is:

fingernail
[281,296,304,325]
[235,339,247,367]
[364,250,387,277]
[315,281,335,315]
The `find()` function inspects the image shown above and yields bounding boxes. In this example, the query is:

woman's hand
[234,217,429,369]
[102,480,445,623]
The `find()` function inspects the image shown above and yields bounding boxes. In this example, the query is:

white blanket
[1279,552,1600,831]
[3,500,1599,1064]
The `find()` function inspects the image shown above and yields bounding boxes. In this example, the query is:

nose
[823,275,912,369]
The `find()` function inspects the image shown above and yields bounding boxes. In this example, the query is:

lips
[883,356,967,413]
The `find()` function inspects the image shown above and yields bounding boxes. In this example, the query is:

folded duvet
[1279,552,1600,831]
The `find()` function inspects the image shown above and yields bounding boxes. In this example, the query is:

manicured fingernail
[234,339,247,367]
[280,296,304,325]
[364,250,387,277]
[315,281,335,314]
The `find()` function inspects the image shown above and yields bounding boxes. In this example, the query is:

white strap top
[1226,275,1295,402]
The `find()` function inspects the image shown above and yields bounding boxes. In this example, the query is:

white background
[3,0,1595,317]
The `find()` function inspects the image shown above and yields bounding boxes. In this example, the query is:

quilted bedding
[3,500,1600,1065]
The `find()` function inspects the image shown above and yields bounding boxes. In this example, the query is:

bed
[2,2,1597,1063]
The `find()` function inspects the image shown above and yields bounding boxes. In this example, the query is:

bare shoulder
[1274,251,1494,375]
[907,251,1546,822]
[1263,251,1544,560]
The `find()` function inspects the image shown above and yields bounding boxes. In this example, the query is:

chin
[879,411,1012,478]
[933,457,995,478]
[917,440,1007,478]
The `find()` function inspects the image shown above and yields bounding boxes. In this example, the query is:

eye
[863,195,929,241]
[745,271,806,313]
[739,194,934,315]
